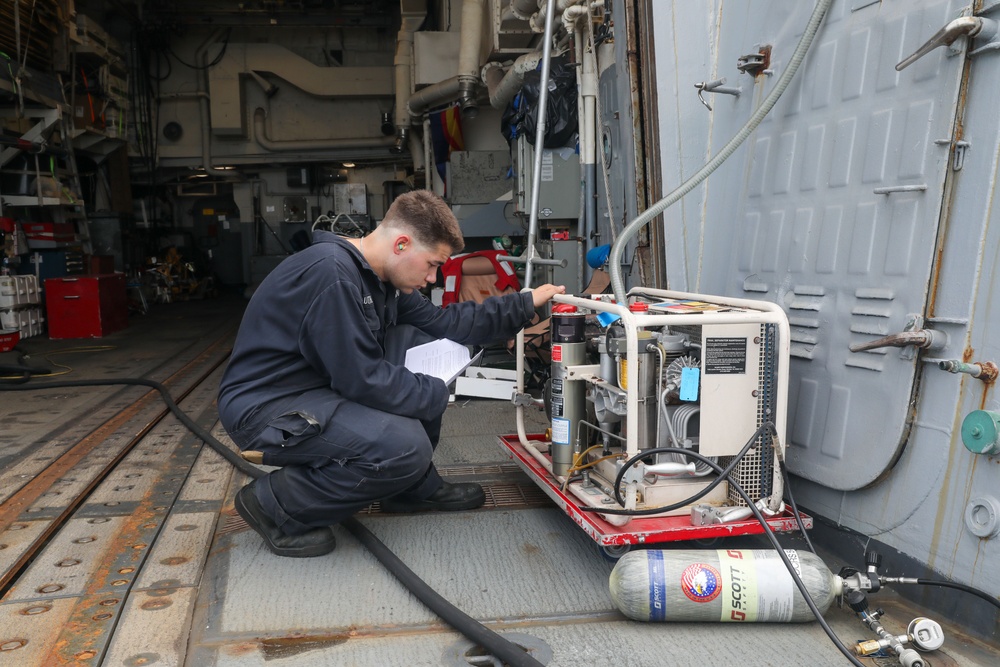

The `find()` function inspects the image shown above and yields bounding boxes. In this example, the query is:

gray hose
[609,0,833,302]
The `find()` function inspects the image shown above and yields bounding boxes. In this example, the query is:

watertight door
[656,1,969,489]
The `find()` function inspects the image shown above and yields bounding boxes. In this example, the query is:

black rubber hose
[0,361,544,667]
[911,579,1000,611]
[781,461,816,554]
[342,518,544,667]
[0,377,256,475]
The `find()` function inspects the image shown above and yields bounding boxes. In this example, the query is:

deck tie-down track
[0,328,238,665]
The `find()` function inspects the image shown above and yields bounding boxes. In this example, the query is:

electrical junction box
[513,136,581,221]
[448,151,512,205]
[333,184,368,215]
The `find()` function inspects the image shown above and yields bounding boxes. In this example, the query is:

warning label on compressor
[704,337,747,374]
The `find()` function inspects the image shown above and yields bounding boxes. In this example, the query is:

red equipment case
[45,274,128,339]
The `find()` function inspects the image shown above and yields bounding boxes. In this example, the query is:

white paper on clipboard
[404,339,484,384]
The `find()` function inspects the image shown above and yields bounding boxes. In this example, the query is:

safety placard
[704,337,747,374]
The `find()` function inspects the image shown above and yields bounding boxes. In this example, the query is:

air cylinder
[550,304,586,477]
[610,549,840,623]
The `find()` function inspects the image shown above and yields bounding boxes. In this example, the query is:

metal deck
[0,295,997,666]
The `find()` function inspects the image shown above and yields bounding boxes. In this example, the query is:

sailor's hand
[531,284,566,307]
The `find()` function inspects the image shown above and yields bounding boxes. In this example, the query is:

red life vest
[440,250,521,306]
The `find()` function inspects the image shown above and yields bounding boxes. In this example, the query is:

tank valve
[938,359,998,383]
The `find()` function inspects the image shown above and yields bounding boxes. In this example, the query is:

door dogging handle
[896,16,998,71]
[849,329,947,353]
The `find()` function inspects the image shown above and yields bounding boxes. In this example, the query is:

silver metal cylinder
[551,307,587,477]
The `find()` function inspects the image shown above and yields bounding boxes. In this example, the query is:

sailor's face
[392,241,450,293]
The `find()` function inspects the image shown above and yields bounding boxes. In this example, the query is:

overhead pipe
[253,108,396,151]
[404,0,483,120]
[510,0,538,21]
[393,2,427,154]
[195,28,237,177]
[481,51,544,110]
[521,0,585,32]
[563,2,598,282]
[393,31,414,153]
[457,0,486,118]
[407,76,463,116]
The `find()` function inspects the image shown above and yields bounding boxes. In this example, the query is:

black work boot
[234,481,336,558]
[380,481,486,513]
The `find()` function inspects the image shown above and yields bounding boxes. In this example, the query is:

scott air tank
[609,549,840,623]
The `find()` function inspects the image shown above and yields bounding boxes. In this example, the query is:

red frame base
[499,434,813,547]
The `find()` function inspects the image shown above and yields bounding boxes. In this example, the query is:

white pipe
[393,4,426,154]
[407,76,463,116]
[531,0,584,33]
[196,28,233,177]
[581,32,597,166]
[393,31,414,133]
[561,4,588,38]
[408,129,424,172]
[482,51,544,110]
[573,27,587,166]
[510,0,537,21]
[457,0,485,117]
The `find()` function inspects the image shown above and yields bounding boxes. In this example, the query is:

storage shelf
[0,195,86,208]
[70,127,125,159]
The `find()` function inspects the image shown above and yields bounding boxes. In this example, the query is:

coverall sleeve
[297,279,451,419]
[397,290,536,344]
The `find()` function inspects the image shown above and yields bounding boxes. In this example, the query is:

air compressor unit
[500,287,810,554]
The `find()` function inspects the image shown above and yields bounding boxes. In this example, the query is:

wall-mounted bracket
[694,78,742,111]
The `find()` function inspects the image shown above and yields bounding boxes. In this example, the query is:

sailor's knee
[379,437,433,480]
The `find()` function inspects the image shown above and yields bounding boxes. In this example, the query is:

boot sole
[234,488,336,558]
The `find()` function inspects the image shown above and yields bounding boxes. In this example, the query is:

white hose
[608,0,833,302]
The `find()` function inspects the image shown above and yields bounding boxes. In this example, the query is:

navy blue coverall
[218,231,535,535]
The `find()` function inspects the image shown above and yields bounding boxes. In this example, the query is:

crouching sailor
[218,190,564,557]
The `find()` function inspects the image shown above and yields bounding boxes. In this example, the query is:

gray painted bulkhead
[652,0,999,629]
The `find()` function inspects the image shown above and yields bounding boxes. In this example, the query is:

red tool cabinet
[45,274,128,339]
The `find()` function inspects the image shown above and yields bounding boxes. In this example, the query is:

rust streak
[0,336,231,594]
[927,48,974,317]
